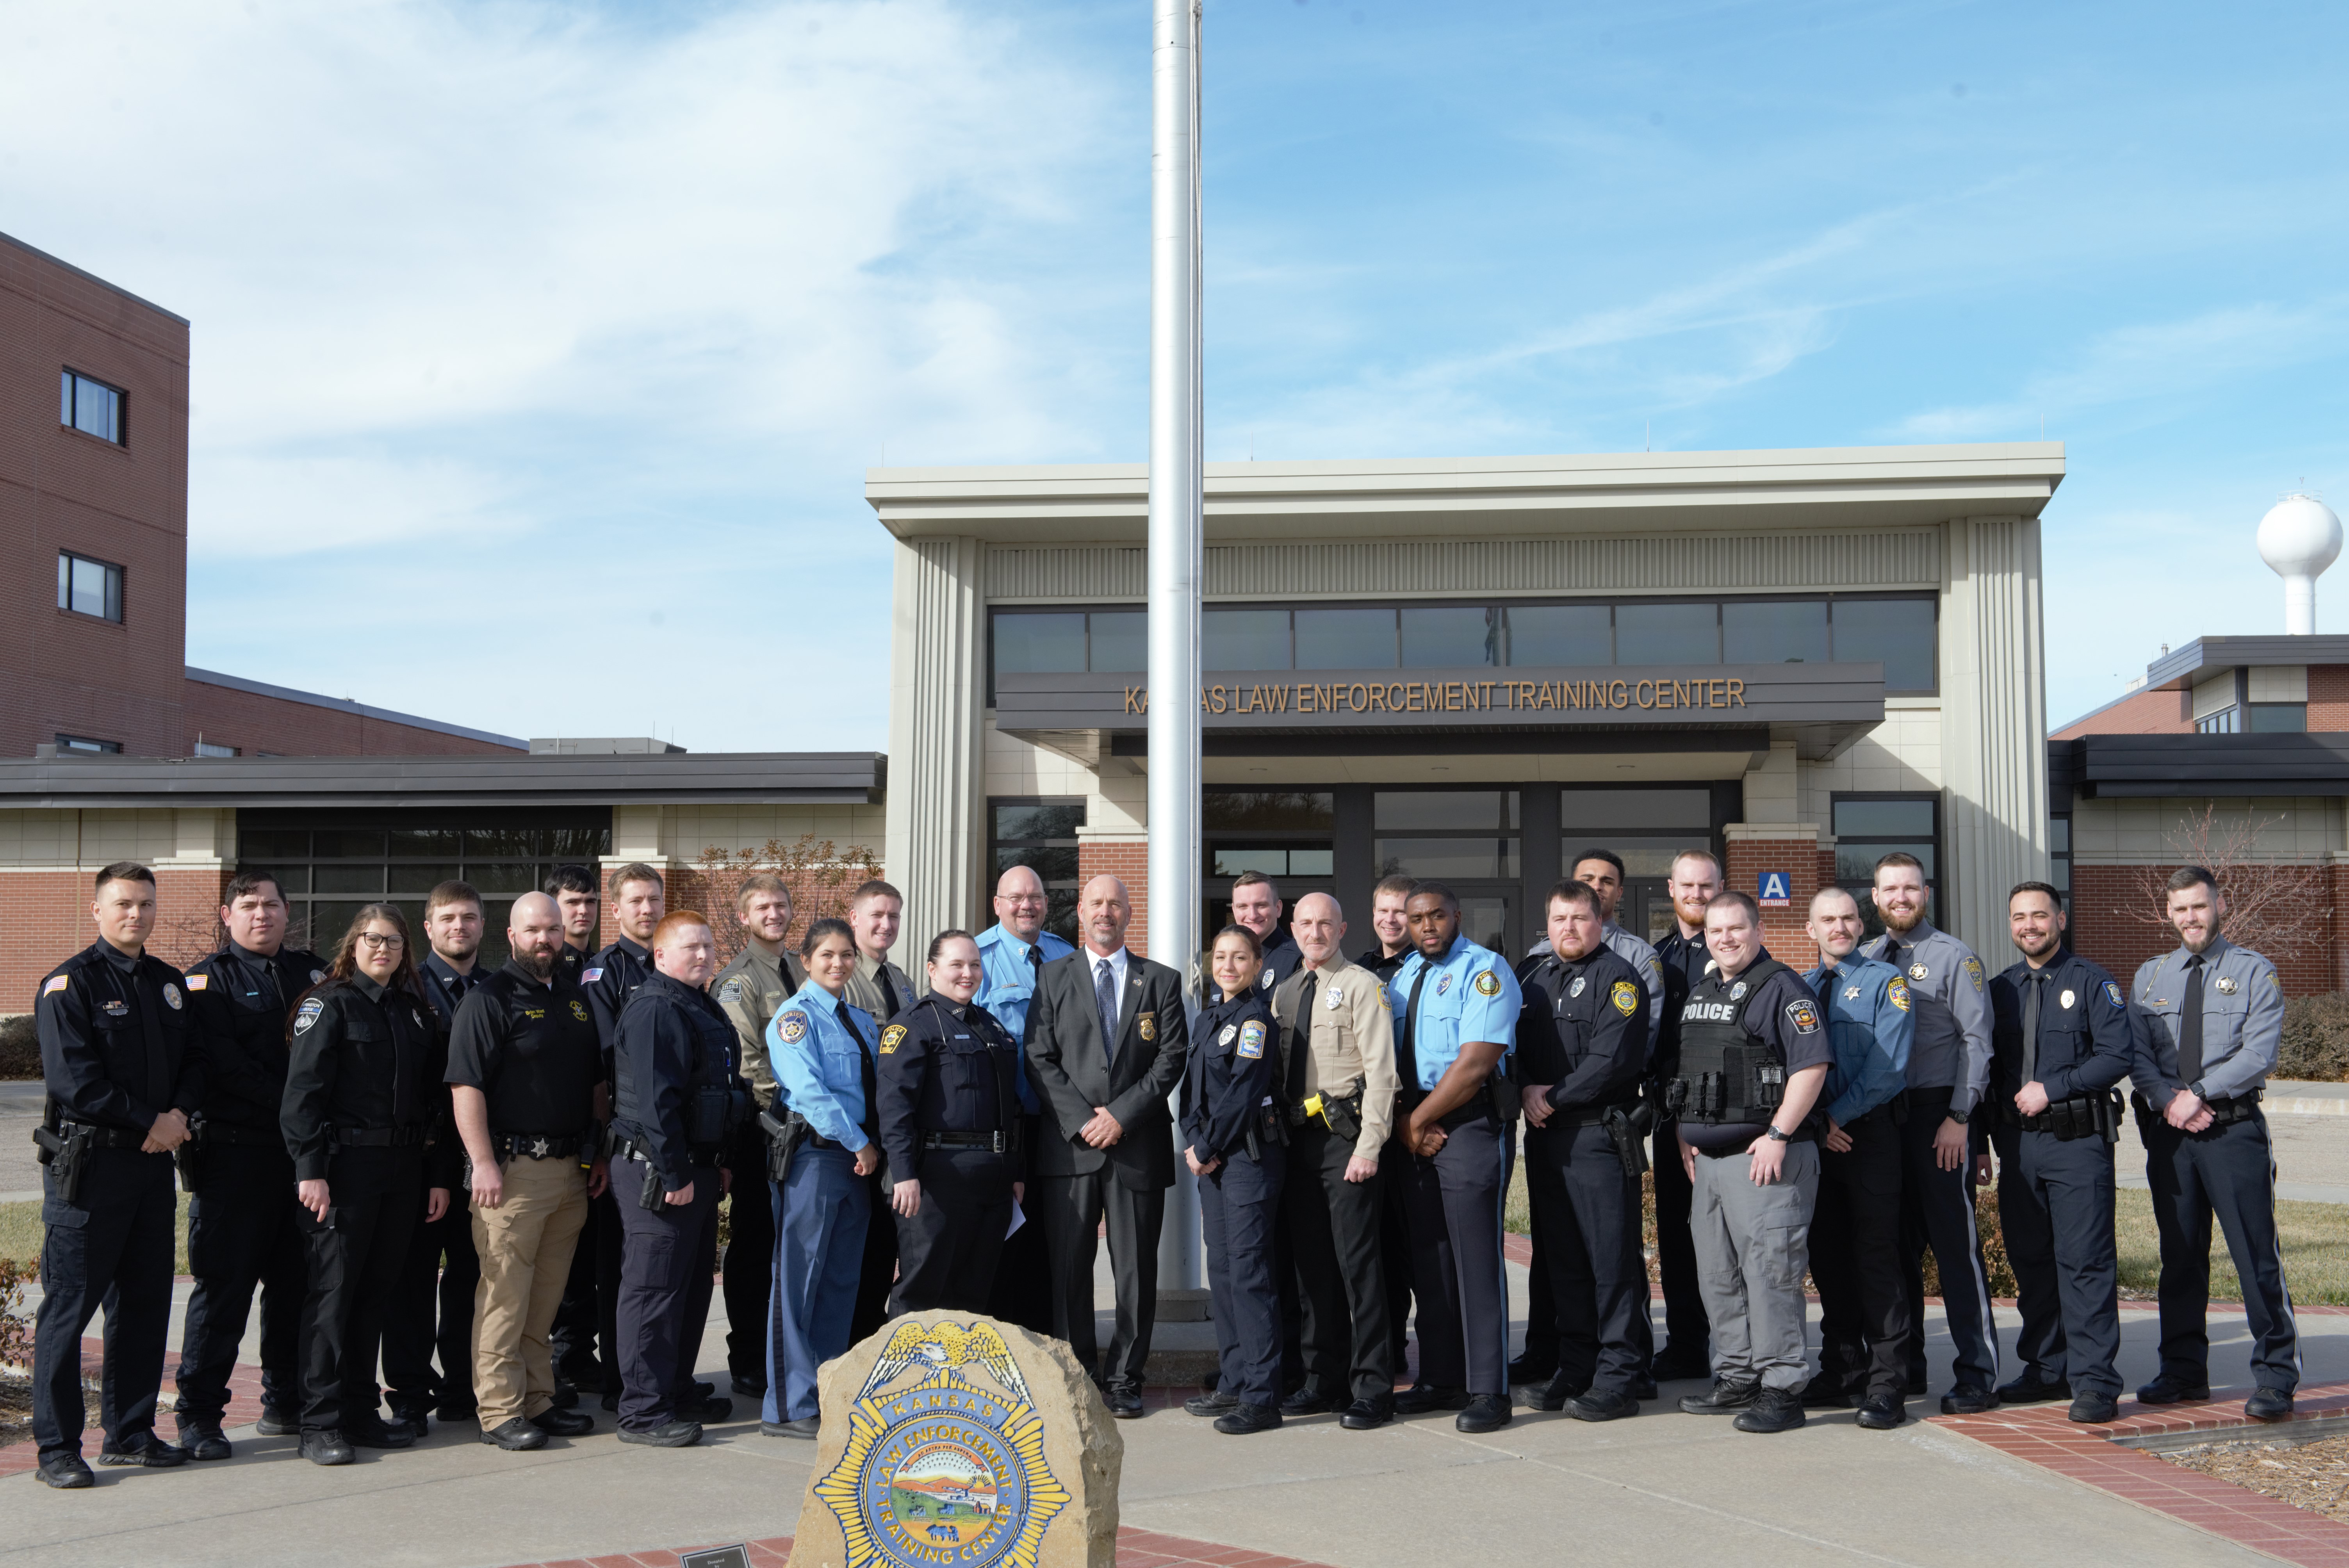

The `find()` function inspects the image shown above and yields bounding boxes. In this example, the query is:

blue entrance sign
[1757,871,1791,908]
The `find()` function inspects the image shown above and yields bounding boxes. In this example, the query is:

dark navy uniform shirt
[281,976,446,1181]
[182,940,326,1133]
[1514,944,1649,1114]
[417,948,489,1033]
[581,935,655,1054]
[875,994,1024,1181]
[1183,990,1280,1164]
[38,940,201,1134]
[1255,930,1305,996]
[612,970,745,1191]
[1675,954,1830,1151]
[1989,948,2133,1112]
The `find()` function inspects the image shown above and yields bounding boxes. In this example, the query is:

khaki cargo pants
[471,1153,591,1428]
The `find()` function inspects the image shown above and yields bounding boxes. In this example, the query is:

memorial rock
[789,1311,1122,1568]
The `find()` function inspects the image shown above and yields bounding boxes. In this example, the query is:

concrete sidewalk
[7,1246,2343,1567]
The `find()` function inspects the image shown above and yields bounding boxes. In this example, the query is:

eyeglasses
[357,932,406,950]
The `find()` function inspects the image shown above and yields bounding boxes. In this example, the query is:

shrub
[0,1014,34,1080]
[2278,993,2349,1083]
[0,1256,34,1368]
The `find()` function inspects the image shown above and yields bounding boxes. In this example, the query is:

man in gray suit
[1027,875,1191,1417]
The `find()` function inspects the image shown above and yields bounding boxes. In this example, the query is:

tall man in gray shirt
[1861,852,2000,1414]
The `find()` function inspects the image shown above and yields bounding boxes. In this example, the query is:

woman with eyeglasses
[280,903,454,1466]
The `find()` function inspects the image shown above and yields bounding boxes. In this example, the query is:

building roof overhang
[2053,732,2349,799]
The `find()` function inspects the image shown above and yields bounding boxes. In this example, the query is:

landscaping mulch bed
[2163,1434,2349,1522]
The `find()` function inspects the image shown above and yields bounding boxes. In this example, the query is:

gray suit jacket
[1025,948,1189,1188]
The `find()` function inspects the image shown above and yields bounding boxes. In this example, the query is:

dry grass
[0,1191,192,1275]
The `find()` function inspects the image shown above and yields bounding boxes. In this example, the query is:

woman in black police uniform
[878,929,1023,1314]
[1182,925,1287,1435]
[282,902,452,1466]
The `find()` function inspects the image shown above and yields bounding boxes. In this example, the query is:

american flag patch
[42,976,67,996]
[185,974,209,991]
[582,968,604,983]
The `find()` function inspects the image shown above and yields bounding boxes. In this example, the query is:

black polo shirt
[445,960,603,1137]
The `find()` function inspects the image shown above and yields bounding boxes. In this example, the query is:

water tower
[2258,493,2343,635]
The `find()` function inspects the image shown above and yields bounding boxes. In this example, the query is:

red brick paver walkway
[495,1529,1334,1568]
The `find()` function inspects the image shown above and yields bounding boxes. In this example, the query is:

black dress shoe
[601,1390,620,1412]
[387,1406,431,1436]
[731,1373,766,1399]
[2136,1374,2211,1405]
[1279,1388,1337,1417]
[2247,1386,2296,1422]
[37,1451,94,1488]
[1798,1377,1852,1410]
[532,1406,596,1436]
[1679,1379,1760,1415]
[255,1408,301,1437]
[480,1417,549,1451]
[762,1416,823,1439]
[2069,1392,2120,1424]
[178,1424,232,1461]
[1393,1383,1471,1415]
[692,1379,716,1401]
[1184,1389,1239,1418]
[1525,1375,1586,1412]
[97,1436,187,1468]
[617,1420,702,1447]
[1629,1374,1658,1402]
[1507,1354,1557,1386]
[1340,1395,1394,1430]
[301,1430,355,1466]
[345,1419,417,1450]
[1103,1386,1145,1419]
[1856,1395,1905,1430]
[435,1401,478,1424]
[1650,1347,1712,1383]
[1567,1389,1639,1422]
[1995,1373,2073,1405]
[1214,1402,1283,1435]
[675,1396,733,1425]
[545,1387,579,1412]
[1939,1384,1999,1416]
[1732,1386,1806,1433]
[1456,1394,1512,1433]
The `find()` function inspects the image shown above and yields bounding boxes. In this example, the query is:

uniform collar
[612,935,652,962]
[422,948,476,986]
[1305,948,1351,978]
[927,994,969,1020]
[1881,919,1937,947]
[350,973,389,1002]
[229,937,287,966]
[2177,934,2234,965]
[98,939,143,973]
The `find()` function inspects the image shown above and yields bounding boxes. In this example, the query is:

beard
[513,948,557,980]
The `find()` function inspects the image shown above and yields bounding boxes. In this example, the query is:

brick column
[1724,825,1822,971]
[1077,835,1151,958]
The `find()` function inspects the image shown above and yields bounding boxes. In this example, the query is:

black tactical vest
[1671,956,1793,1125]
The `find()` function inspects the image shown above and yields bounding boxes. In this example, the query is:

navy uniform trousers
[766,1144,870,1424]
[297,1146,423,1433]
[1525,1119,1711,1377]
[1399,1110,1514,1396]
[613,1159,721,1431]
[381,1198,479,1418]
[1992,1121,2121,1396]
[1809,1107,1911,1399]
[1522,1120,1646,1395]
[175,1140,307,1427]
[2144,1111,2299,1393]
[891,1147,1014,1314]
[721,1126,777,1387]
[34,1148,178,1460]
[1897,1085,2000,1390]
[1201,1146,1287,1408]
[1285,1121,1393,1405]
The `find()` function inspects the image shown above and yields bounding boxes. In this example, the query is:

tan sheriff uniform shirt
[1270,951,1400,1160]
[714,942,807,1108]
[845,951,919,1033]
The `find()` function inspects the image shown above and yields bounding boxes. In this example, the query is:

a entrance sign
[1758,871,1791,908]
[791,1311,1121,1568]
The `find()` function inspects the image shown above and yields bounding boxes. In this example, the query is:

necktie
[1818,964,1838,1020]
[2179,955,2205,1087]
[1287,975,1319,1104]
[1883,940,1903,980]
[838,1002,878,1136]
[1095,957,1120,1067]
[875,965,901,1019]
[134,962,168,1108]
[1397,967,1430,1092]
[2020,970,2045,1089]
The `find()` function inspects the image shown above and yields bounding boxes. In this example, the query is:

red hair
[651,910,713,950]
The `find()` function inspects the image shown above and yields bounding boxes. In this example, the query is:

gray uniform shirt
[2130,935,2285,1105]
[1861,919,1991,1115]
[845,951,919,1030]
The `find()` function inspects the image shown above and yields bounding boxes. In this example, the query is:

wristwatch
[1764,1125,1791,1142]
[2187,1080,2208,1101]
[1946,1105,1971,1125]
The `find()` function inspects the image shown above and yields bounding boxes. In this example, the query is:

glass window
[1506,604,1611,666]
[389,828,462,856]
[989,796,1085,943]
[240,829,309,861]
[1400,606,1500,667]
[1374,838,1521,879]
[993,612,1087,675]
[60,369,124,444]
[1203,792,1334,830]
[387,862,463,896]
[1559,788,1711,830]
[314,830,387,859]
[1615,602,1718,664]
[315,864,385,894]
[1088,610,1146,672]
[2049,815,2072,895]
[469,862,542,896]
[465,827,539,857]
[1375,791,1519,831]
[1204,608,1291,669]
[55,734,121,754]
[1831,794,1942,936]
[57,552,124,622]
[1294,607,1396,670]
[192,740,237,758]
[1832,598,1937,693]
[2196,708,2240,735]
[2250,703,2308,733]
[1832,799,1934,839]
[1723,599,1828,665]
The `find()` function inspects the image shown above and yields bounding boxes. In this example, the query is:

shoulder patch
[1609,978,1639,1017]
[1786,998,1821,1035]
[1886,975,1911,1013]
[1472,968,1501,997]
[1963,956,1985,992]
[718,977,745,1002]
[581,967,604,983]
[1237,1019,1267,1058]
[184,973,209,992]
[879,1023,907,1054]
[293,997,324,1034]
[2103,980,2124,1010]
[777,1009,809,1044]
[42,975,68,996]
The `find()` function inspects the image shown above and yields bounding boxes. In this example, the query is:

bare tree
[2128,804,2325,959]
[692,834,886,968]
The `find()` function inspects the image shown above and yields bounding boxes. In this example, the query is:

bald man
[975,864,1075,1333]
[446,892,610,1450]
[1026,876,1191,1413]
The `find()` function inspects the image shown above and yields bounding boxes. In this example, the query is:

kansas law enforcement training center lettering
[1131,675,1754,716]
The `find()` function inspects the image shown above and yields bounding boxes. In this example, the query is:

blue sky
[6,0,2346,745]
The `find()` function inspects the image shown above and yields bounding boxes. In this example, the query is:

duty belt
[194,1122,280,1147]
[493,1131,589,1161]
[333,1124,429,1148]
[2131,1087,2262,1126]
[1396,1089,1489,1133]
[58,1121,153,1149]
[615,1137,724,1167]
[921,1130,1007,1153]
[1536,1095,1643,1130]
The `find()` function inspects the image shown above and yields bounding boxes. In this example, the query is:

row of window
[2195,702,2308,734]
[992,595,1940,695]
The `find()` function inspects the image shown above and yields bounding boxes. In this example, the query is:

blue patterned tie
[1095,957,1120,1067]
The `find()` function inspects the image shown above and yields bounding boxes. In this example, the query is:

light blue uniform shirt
[1387,934,1522,1090]
[1805,953,1915,1128]
[974,922,1075,1114]
[768,980,877,1153]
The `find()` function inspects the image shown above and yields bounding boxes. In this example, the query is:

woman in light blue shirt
[761,917,878,1436]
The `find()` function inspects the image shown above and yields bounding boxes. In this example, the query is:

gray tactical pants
[1690,1140,1820,1392]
